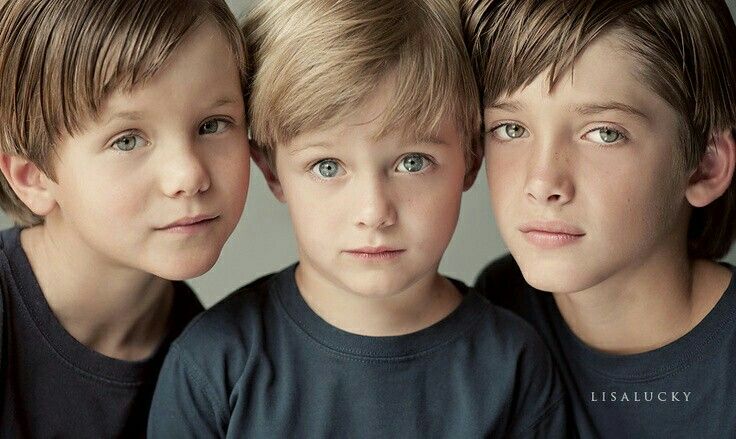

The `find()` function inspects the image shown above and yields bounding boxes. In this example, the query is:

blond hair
[0,0,247,226]
[463,0,736,259]
[245,0,480,170]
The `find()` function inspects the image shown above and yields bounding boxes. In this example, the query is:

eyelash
[486,122,629,145]
[307,153,436,180]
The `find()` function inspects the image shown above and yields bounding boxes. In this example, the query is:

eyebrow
[105,111,145,125]
[486,101,525,113]
[288,142,333,156]
[575,101,651,122]
[410,135,448,146]
[208,97,238,109]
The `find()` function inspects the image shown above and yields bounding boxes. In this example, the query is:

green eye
[314,159,341,178]
[491,123,527,140]
[397,154,427,173]
[598,128,621,143]
[112,134,146,151]
[199,119,227,135]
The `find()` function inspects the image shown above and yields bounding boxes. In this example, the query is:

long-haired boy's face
[485,33,692,294]
[45,21,250,280]
[271,79,467,299]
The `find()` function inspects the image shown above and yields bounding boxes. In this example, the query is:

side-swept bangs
[246,0,479,168]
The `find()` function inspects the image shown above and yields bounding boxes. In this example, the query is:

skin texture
[484,33,735,354]
[256,77,475,336]
[2,20,250,360]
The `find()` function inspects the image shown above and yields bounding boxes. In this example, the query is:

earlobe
[685,129,736,208]
[0,154,57,216]
[250,146,285,202]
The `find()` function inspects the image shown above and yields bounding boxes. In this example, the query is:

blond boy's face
[484,33,692,294]
[272,80,467,299]
[46,21,250,280]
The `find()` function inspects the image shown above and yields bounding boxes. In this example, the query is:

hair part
[245,0,480,170]
[0,0,247,226]
[463,0,736,259]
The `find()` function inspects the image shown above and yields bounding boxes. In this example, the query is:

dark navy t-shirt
[149,264,571,438]
[0,227,204,438]
[475,254,736,439]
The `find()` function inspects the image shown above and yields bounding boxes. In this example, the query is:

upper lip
[344,246,404,254]
[158,214,219,229]
[519,221,585,235]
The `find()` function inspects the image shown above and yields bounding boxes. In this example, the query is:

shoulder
[474,253,532,313]
[174,270,278,353]
[160,269,285,394]
[471,291,551,362]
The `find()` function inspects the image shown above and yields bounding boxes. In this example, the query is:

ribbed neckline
[539,264,736,381]
[3,227,201,385]
[273,263,486,360]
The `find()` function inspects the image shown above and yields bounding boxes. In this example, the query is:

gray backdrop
[2,0,734,307]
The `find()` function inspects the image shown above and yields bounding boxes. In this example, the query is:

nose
[160,142,211,198]
[523,143,575,205]
[354,174,397,229]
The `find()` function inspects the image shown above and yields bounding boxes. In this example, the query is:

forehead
[488,33,670,117]
[99,21,242,118]
[285,78,460,150]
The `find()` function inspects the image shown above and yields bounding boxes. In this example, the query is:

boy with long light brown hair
[0,0,250,435]
[464,0,736,436]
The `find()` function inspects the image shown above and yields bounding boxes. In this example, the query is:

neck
[295,260,462,337]
[553,246,731,355]
[21,224,174,361]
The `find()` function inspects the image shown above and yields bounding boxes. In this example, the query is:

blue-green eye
[585,127,625,144]
[491,123,527,140]
[312,159,343,179]
[199,119,228,135]
[111,134,147,152]
[396,154,430,173]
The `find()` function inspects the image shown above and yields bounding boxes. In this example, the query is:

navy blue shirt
[475,254,736,439]
[149,264,570,438]
[0,227,203,438]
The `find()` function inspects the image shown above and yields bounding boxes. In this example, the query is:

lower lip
[344,250,405,260]
[522,231,584,249]
[158,217,218,234]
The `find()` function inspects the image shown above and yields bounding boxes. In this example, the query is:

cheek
[58,166,148,221]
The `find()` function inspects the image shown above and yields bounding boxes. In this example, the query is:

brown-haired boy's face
[484,33,693,294]
[42,21,250,280]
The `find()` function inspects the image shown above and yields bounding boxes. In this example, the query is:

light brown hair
[244,0,480,173]
[463,0,736,259]
[0,0,247,226]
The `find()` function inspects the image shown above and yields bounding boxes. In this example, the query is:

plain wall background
[2,0,735,307]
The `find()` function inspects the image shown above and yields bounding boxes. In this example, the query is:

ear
[0,154,56,216]
[686,129,736,208]
[250,147,285,202]
[463,141,484,191]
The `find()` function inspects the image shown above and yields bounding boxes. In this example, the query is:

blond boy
[0,0,250,435]
[465,0,736,437]
[149,0,570,437]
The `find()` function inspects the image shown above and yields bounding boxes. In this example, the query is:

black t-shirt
[148,263,571,438]
[475,254,736,439]
[0,227,204,438]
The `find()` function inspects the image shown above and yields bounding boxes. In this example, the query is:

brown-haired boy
[149,0,570,437]
[464,0,736,436]
[0,0,250,435]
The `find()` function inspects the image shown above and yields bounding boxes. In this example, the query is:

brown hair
[244,0,480,172]
[0,0,247,226]
[463,0,736,259]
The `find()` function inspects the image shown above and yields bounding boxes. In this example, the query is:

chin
[151,252,222,281]
[342,274,410,298]
[516,258,594,294]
